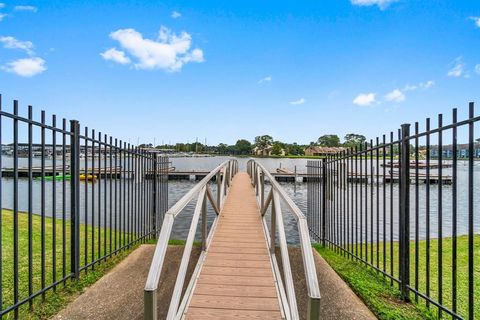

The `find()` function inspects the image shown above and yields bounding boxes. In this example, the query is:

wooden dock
[184,173,283,319]
[380,161,453,169]
[1,166,128,178]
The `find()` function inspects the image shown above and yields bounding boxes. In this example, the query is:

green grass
[0,209,153,319]
[314,235,480,319]
[314,245,435,319]
[167,239,201,247]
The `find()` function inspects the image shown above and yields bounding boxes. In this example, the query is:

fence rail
[0,95,168,318]
[307,102,478,320]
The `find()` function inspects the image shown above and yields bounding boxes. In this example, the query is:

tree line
[139,133,368,156]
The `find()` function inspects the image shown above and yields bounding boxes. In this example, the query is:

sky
[0,0,479,145]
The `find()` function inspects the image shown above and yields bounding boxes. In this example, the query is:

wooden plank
[214,229,263,235]
[189,295,281,311]
[211,235,265,243]
[210,241,267,248]
[193,283,277,297]
[201,266,273,277]
[186,307,282,319]
[208,246,267,254]
[206,252,270,261]
[203,258,271,268]
[197,275,275,287]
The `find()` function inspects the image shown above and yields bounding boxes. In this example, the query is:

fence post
[399,123,411,301]
[321,158,327,247]
[70,120,80,279]
[152,154,158,238]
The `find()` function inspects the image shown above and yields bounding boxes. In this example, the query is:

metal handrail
[247,160,321,320]
[144,159,238,320]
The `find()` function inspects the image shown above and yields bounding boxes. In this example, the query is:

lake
[1,155,479,244]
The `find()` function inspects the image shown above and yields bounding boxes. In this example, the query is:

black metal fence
[0,95,168,318]
[307,103,478,320]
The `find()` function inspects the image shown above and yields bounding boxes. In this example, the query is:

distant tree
[235,139,252,155]
[285,142,304,156]
[271,141,285,156]
[317,134,340,147]
[217,143,229,154]
[476,138,480,143]
[191,142,204,153]
[254,135,273,149]
[138,143,153,148]
[343,133,367,148]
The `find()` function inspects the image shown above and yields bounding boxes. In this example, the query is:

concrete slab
[54,244,200,320]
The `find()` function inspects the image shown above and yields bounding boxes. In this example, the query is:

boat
[35,174,71,181]
[80,174,97,182]
[276,168,293,174]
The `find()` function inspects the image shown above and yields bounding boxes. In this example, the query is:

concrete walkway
[53,244,376,319]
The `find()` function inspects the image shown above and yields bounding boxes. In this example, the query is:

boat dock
[1,167,453,184]
[1,166,128,178]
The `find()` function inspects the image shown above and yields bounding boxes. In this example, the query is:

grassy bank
[315,235,480,319]
[314,245,435,319]
[0,209,151,319]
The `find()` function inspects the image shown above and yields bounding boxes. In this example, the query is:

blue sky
[0,0,479,145]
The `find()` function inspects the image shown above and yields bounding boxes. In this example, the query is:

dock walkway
[185,172,283,319]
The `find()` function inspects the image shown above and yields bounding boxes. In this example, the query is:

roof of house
[305,146,346,154]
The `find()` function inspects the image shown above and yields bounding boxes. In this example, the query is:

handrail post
[201,188,208,251]
[270,192,276,254]
[144,290,156,320]
[307,297,321,320]
[70,120,80,279]
[260,171,265,212]
[399,123,411,301]
[321,158,327,247]
[216,171,221,209]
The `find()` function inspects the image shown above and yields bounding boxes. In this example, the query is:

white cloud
[350,0,396,9]
[0,3,4,8]
[290,98,305,105]
[447,57,465,78]
[0,36,34,54]
[475,64,480,75]
[171,11,181,19]
[258,76,272,84]
[353,93,376,106]
[14,5,38,12]
[402,84,417,91]
[421,80,435,89]
[469,16,480,28]
[404,80,435,91]
[101,48,131,64]
[2,57,46,77]
[0,13,6,21]
[385,89,405,103]
[104,26,204,72]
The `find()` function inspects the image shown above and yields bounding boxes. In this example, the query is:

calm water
[1,156,479,244]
